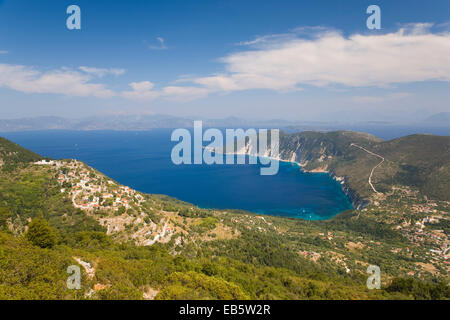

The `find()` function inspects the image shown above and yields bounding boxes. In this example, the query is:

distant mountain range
[0,113,449,133]
[424,112,450,123]
[0,115,296,132]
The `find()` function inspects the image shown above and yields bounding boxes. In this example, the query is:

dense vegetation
[0,136,448,300]
[0,137,41,171]
[1,220,447,300]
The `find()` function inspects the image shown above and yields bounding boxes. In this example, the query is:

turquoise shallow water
[2,130,353,220]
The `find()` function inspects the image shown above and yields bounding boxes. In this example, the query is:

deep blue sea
[2,130,353,220]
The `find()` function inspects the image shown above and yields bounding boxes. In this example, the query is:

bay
[2,130,353,220]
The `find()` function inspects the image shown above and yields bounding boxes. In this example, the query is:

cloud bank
[190,24,450,93]
[0,64,114,98]
[1,24,450,102]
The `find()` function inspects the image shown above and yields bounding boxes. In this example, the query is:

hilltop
[0,135,448,300]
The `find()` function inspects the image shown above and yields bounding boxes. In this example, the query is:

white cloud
[148,37,168,50]
[122,81,159,100]
[0,50,8,54]
[191,75,240,92]
[0,64,115,98]
[398,23,434,35]
[79,66,125,77]
[189,25,450,94]
[130,81,155,92]
[161,86,209,101]
[121,81,208,102]
[0,63,207,102]
[121,24,450,103]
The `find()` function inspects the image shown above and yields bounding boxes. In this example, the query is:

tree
[25,218,57,248]
[0,207,12,228]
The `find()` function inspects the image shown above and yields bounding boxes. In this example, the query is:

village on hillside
[35,159,175,246]
[363,186,449,275]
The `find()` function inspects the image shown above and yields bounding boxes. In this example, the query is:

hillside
[373,135,450,201]
[290,132,450,203]
[0,136,448,300]
[230,131,449,204]
[0,137,42,168]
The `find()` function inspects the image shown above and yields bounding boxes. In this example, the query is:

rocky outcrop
[328,172,369,210]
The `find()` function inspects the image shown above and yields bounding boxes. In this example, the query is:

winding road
[350,143,385,194]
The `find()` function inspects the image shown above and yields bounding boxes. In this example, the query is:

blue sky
[0,0,450,121]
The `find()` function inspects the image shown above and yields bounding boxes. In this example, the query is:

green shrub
[25,218,57,248]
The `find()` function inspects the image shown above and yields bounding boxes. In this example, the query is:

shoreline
[204,147,367,210]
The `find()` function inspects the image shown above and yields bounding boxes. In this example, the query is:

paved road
[350,143,385,194]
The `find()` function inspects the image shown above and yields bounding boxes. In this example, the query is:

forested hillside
[0,136,448,300]
[0,137,41,169]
